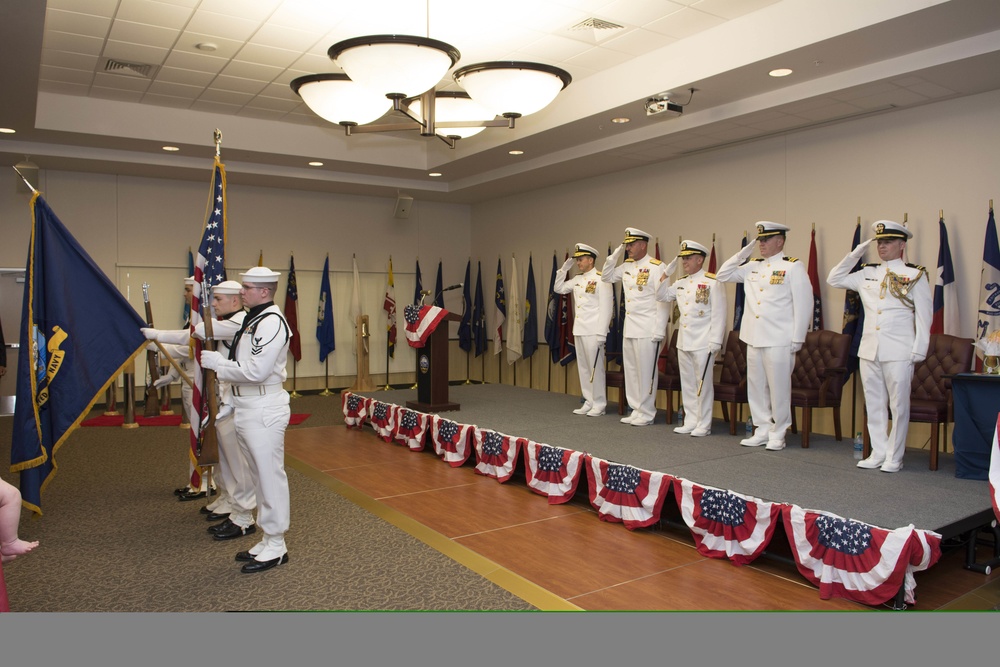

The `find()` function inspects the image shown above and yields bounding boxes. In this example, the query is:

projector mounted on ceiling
[645,88,696,118]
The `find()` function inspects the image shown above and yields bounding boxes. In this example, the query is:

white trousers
[575,334,606,413]
[209,411,257,526]
[624,337,659,423]
[679,348,716,431]
[860,358,913,468]
[746,345,794,444]
[233,390,290,560]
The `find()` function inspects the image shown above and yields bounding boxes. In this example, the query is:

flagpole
[290,359,302,398]
[12,166,38,194]
[464,349,471,384]
[319,358,333,396]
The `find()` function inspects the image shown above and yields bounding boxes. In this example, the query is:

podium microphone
[431,283,463,304]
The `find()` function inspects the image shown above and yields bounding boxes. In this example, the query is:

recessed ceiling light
[508,150,524,155]
[195,42,218,52]
[611,117,630,124]
[308,161,324,166]
[769,68,793,77]
[162,146,180,151]
[428,172,442,177]
[0,127,15,134]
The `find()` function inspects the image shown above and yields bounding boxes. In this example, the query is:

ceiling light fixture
[769,68,793,77]
[162,146,180,151]
[292,30,571,149]
[0,127,15,134]
[508,150,524,155]
[611,117,630,124]
[308,161,324,166]
[428,172,442,177]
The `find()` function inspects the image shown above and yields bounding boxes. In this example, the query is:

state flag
[523,256,538,359]
[842,222,865,379]
[316,255,335,362]
[976,206,1000,369]
[493,258,506,355]
[807,226,823,331]
[506,255,522,364]
[285,254,301,362]
[458,259,472,352]
[383,257,396,358]
[931,215,958,335]
[472,261,487,357]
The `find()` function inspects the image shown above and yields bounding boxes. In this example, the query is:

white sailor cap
[240,266,281,283]
[872,219,912,240]
[754,221,790,238]
[572,243,598,259]
[623,227,651,244]
[184,276,195,285]
[678,240,708,257]
[212,280,243,295]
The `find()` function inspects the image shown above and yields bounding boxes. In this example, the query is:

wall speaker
[393,194,413,219]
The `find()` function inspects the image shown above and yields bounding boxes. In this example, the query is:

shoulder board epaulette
[704,272,716,279]
[783,256,799,262]
[861,262,880,268]
[750,258,764,262]
[649,258,662,265]
[624,258,635,263]
[595,270,602,276]
[906,262,926,271]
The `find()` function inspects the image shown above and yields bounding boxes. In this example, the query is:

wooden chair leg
[726,402,736,435]
[665,390,674,424]
[801,407,811,448]
[833,406,843,441]
[616,386,625,415]
[790,407,798,434]
[930,422,939,471]
[720,402,730,425]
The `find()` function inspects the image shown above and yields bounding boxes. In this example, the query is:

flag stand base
[318,388,333,396]
[289,391,302,398]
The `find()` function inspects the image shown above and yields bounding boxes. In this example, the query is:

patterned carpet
[0,393,535,612]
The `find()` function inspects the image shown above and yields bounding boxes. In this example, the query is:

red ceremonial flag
[708,239,717,274]
[285,254,301,362]
[807,226,823,331]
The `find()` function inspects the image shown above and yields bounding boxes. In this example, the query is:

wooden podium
[407,312,461,413]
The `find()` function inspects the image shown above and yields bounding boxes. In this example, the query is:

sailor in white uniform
[716,222,811,451]
[827,219,931,472]
[602,228,669,426]
[655,240,727,437]
[553,243,613,416]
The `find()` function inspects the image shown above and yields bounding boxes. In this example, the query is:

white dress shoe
[765,440,785,451]
[573,404,593,415]
[620,415,635,424]
[880,461,903,473]
[586,409,605,417]
[673,426,694,434]
[856,456,884,469]
[630,419,653,427]
[690,429,710,437]
[740,436,767,447]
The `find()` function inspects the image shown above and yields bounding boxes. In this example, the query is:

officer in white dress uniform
[716,222,811,450]
[827,220,931,472]
[143,282,258,527]
[655,240,727,437]
[201,267,292,573]
[602,228,669,426]
[554,243,613,416]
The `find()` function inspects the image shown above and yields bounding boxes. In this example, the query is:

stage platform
[357,384,994,542]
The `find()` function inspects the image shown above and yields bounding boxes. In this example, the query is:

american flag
[430,416,473,466]
[586,456,671,530]
[784,505,942,606]
[188,156,228,489]
[403,304,448,348]
[674,478,781,565]
[341,391,369,429]
[393,408,428,451]
[473,429,523,482]
[524,442,585,504]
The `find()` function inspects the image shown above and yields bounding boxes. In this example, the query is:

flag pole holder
[318,358,334,396]
[349,315,377,392]
[104,382,119,416]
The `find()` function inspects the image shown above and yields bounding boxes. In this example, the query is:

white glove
[153,375,173,389]
[216,403,234,421]
[709,343,721,354]
[850,238,873,258]
[191,323,206,341]
[791,342,803,353]
[740,240,759,260]
[200,350,224,370]
[597,336,606,345]
[141,327,159,340]
[611,244,624,259]
[912,353,926,364]
[146,341,158,352]
[664,255,678,276]
[561,257,575,273]
[652,335,664,344]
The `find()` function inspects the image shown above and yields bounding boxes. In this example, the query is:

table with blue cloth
[950,372,1000,480]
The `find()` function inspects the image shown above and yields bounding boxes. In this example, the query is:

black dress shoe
[205,512,230,522]
[199,506,212,515]
[213,523,256,541]
[174,487,191,496]
[241,553,288,574]
[178,490,206,502]
[235,551,257,562]
[208,519,234,534]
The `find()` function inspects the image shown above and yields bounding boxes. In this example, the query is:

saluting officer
[602,227,669,426]
[554,243,613,416]
[656,240,727,437]
[716,222,811,451]
[827,220,931,473]
[201,267,292,573]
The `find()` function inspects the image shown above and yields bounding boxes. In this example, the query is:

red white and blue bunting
[429,415,475,467]
[341,391,370,429]
[585,455,672,530]
[472,428,524,483]
[524,441,585,504]
[393,407,429,451]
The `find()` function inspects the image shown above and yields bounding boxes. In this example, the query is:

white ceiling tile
[563,45,634,72]
[692,0,781,21]
[116,0,195,30]
[213,74,268,95]
[90,86,145,102]
[154,0,201,7]
[189,99,244,114]
[904,81,957,99]
[793,101,866,122]
[39,65,95,86]
[598,0,686,26]
[745,115,811,132]
[598,27,677,56]
[155,66,216,87]
[645,7,725,38]
[832,81,900,101]
[108,21,181,49]
[141,93,196,109]
[162,50,229,74]
[37,80,92,95]
[186,10,263,42]
[41,31,105,56]
[260,81,299,99]
[173,32,245,58]
[46,0,119,18]
[93,71,154,91]
[245,96,300,112]
[847,89,929,111]
[249,23,326,51]
[198,88,254,105]
[235,43,300,70]
[267,1,345,32]
[44,9,112,38]
[237,107,288,121]
[41,49,101,71]
[273,69,316,86]
[198,0,282,21]
[705,125,764,142]
[514,34,594,62]
[103,40,170,66]
[147,80,204,98]
[221,60,284,81]
[290,53,337,74]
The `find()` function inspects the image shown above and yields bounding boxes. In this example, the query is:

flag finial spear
[12,166,37,194]
[213,129,222,158]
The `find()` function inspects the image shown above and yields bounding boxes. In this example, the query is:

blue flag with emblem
[458,259,472,352]
[11,194,148,515]
[606,244,623,359]
[472,261,487,357]
[317,255,335,362]
[434,260,444,308]
[544,253,560,363]
[523,255,538,359]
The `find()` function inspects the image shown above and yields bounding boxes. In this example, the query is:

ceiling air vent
[565,17,627,44]
[102,58,157,78]
[569,18,625,32]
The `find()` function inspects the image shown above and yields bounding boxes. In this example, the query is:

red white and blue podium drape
[341,391,943,607]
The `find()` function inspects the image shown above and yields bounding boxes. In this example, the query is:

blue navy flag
[544,253,560,363]
[931,216,957,335]
[285,255,301,362]
[458,259,472,352]
[733,234,748,331]
[605,244,623,359]
[11,194,148,514]
[434,260,444,307]
[413,259,423,305]
[523,255,538,359]
[976,206,1000,359]
[842,222,865,379]
[472,261,487,357]
[317,255,335,361]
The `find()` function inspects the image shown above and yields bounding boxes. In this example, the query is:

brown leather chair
[908,333,974,470]
[789,330,851,448]
[713,330,749,435]
[606,329,679,419]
